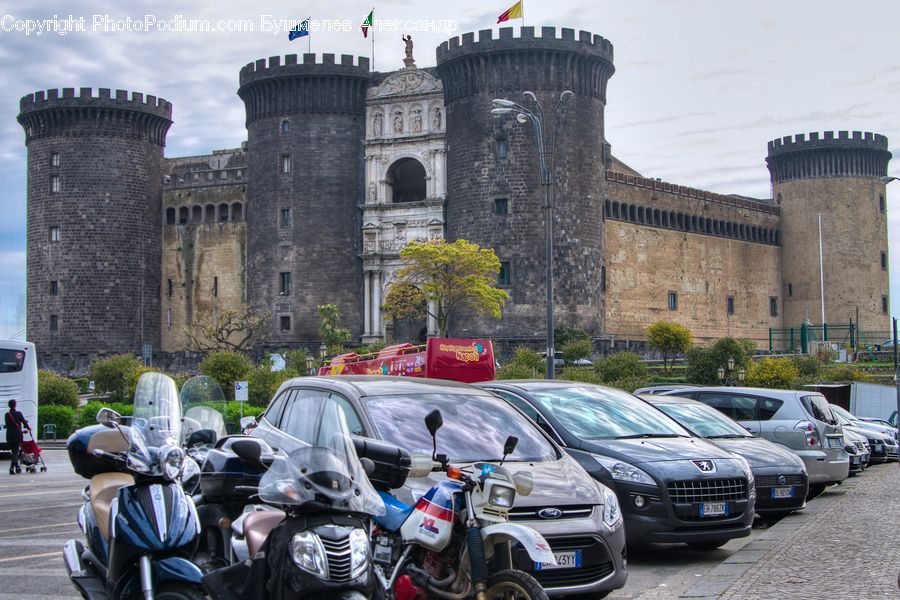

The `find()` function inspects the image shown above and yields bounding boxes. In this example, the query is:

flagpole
[372,7,375,71]
[308,17,311,54]
[522,1,525,27]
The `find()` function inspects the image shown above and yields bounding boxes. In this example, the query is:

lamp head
[727,356,735,371]
[880,176,898,184]
[560,90,574,101]
[491,99,515,109]
[516,113,529,124]
[491,107,513,117]
[522,91,537,103]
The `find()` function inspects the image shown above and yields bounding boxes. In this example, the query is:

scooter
[63,372,204,600]
[371,409,553,600]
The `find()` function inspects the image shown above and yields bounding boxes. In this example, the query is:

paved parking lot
[0,450,897,599]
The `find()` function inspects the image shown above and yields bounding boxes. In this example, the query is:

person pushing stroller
[5,400,31,475]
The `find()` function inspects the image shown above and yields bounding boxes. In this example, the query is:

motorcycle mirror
[502,436,518,459]
[424,410,443,436]
[360,457,376,477]
[231,439,263,465]
[239,416,258,431]
[96,407,121,428]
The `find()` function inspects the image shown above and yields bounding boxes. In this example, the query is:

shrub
[247,364,299,407]
[606,376,653,394]
[561,339,593,365]
[76,401,135,429]
[596,352,647,383]
[744,357,800,389]
[686,338,752,384]
[647,321,693,372]
[819,365,876,383]
[497,363,543,380]
[790,355,824,379]
[200,351,253,401]
[38,370,79,409]
[283,349,311,373]
[38,405,76,438]
[89,353,143,402]
[559,366,604,384]
[555,326,590,349]
[73,377,90,394]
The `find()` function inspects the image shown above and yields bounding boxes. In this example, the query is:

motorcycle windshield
[179,375,228,445]
[258,396,384,516]
[131,372,182,458]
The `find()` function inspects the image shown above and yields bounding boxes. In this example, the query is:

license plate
[851,456,859,464]
[535,550,582,571]
[771,486,794,499]
[875,444,884,452]
[827,437,844,449]
[700,501,727,517]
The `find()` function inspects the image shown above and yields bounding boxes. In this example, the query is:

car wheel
[687,540,728,551]
[806,484,827,499]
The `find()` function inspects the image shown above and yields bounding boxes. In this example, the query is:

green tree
[497,346,545,379]
[38,370,79,409]
[199,351,253,401]
[247,359,299,407]
[89,353,143,402]
[744,357,800,389]
[596,352,648,383]
[561,339,593,365]
[282,349,310,373]
[555,326,590,349]
[685,337,753,385]
[390,240,509,337]
[318,304,352,354]
[647,321,693,372]
[382,282,428,335]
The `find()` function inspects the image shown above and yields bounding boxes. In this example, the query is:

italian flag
[361,9,373,38]
[497,0,523,24]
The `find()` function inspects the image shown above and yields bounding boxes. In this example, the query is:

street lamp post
[880,175,900,465]
[491,91,574,379]
[716,357,745,386]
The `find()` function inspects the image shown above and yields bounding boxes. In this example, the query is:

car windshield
[655,402,753,438]
[364,393,558,463]
[528,386,690,440]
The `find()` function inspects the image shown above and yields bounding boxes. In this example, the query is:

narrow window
[497,139,509,160]
[880,194,885,213]
[280,272,291,296]
[770,296,778,317]
[213,276,218,298]
[50,153,60,167]
[727,296,735,315]
[236,169,243,179]
[280,315,292,332]
[788,283,793,297]
[49,315,58,333]
[498,262,511,286]
[50,175,60,193]
[281,119,290,134]
[668,291,678,311]
[882,252,887,271]
[167,279,173,298]
[166,207,176,225]
[601,265,607,293]
[494,198,508,215]
[49,226,60,242]
[280,208,292,228]
[50,280,58,296]
[883,296,889,315]
[281,154,291,174]
[167,308,172,328]
[219,171,227,180]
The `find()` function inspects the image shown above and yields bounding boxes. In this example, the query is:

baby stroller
[19,431,47,473]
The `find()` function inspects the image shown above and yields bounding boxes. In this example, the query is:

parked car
[839,426,869,474]
[476,381,756,549]
[639,395,808,516]
[633,384,701,396]
[248,376,628,597]
[830,404,899,460]
[658,387,849,497]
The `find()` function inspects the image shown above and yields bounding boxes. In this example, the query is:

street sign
[88,380,95,392]
[235,381,249,402]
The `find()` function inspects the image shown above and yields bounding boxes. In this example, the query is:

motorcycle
[202,395,385,600]
[372,409,553,600]
[62,371,204,600]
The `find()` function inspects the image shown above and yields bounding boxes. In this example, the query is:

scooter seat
[89,472,135,542]
[244,509,286,556]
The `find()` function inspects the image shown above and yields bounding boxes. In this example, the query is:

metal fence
[768,322,892,354]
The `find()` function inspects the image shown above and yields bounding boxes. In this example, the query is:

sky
[1,0,899,339]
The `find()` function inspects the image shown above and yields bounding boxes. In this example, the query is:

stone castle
[18,26,892,371]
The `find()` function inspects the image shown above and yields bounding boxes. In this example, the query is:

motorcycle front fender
[480,523,557,566]
[118,556,204,597]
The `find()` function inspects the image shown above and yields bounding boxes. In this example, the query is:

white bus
[0,340,38,450]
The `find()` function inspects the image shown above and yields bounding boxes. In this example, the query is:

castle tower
[17,88,171,366]
[238,54,369,344]
[767,131,892,331]
[436,27,615,337]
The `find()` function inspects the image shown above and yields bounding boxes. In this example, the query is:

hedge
[76,401,135,429]
[38,405,76,439]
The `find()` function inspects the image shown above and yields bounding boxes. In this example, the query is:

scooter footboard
[480,523,557,566]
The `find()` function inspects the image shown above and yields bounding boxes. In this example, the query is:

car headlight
[731,454,754,485]
[601,485,621,528]
[159,445,185,481]
[291,531,328,577]
[591,454,656,486]
[348,528,369,579]
[488,483,516,509]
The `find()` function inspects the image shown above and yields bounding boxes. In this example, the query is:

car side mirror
[96,408,121,428]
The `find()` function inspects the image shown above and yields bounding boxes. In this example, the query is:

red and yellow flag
[497,0,523,23]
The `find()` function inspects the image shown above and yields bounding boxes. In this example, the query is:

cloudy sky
[1,0,899,339]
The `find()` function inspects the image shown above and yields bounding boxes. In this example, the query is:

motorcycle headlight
[291,531,328,578]
[488,483,516,509]
[348,528,369,579]
[159,445,185,481]
[591,454,656,487]
[601,485,621,528]
[126,454,152,474]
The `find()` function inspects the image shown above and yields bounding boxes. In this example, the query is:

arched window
[654,209,661,225]
[739,224,745,239]
[612,202,620,219]
[727,222,733,237]
[662,211,670,227]
[705,218,712,233]
[638,206,645,223]
[691,215,698,231]
[179,206,188,224]
[605,200,611,217]
[205,204,216,223]
[629,204,637,221]
[231,202,243,221]
[218,202,229,222]
[388,158,427,203]
[166,207,176,225]
[192,205,202,223]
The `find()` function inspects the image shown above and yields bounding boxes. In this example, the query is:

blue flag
[288,17,310,41]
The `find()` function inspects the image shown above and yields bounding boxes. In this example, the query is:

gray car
[830,404,898,462]
[660,387,849,497]
[249,376,628,597]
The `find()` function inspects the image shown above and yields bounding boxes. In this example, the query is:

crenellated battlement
[768,130,888,156]
[437,26,613,62]
[239,53,370,85]
[19,87,172,119]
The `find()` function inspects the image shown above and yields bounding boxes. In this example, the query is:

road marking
[0,489,83,499]
[0,503,81,514]
[0,551,59,563]
[0,522,74,535]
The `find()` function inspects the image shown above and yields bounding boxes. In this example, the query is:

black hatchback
[478,381,756,549]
